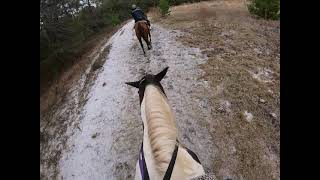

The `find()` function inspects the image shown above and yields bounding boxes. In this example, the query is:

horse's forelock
[138,75,166,104]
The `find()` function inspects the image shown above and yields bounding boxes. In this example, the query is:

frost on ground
[40,20,217,180]
[40,34,112,180]
[217,100,231,114]
[243,111,253,123]
[249,67,274,83]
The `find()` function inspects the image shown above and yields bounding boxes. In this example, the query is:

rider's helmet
[131,4,137,10]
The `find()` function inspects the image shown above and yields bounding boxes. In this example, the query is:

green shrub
[247,0,280,20]
[159,0,170,16]
[111,14,121,26]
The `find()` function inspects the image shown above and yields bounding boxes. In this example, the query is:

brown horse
[134,21,152,55]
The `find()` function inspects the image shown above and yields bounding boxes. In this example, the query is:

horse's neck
[140,85,205,179]
[140,85,177,178]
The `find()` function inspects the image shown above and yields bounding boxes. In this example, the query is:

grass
[154,0,280,179]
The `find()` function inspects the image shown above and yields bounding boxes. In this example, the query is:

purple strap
[139,142,149,180]
[139,145,145,179]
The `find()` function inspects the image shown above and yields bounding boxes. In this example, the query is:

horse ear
[125,81,140,88]
[155,67,169,82]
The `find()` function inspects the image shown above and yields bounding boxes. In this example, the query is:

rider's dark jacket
[131,8,147,23]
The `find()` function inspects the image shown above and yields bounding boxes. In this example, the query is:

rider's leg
[146,19,151,30]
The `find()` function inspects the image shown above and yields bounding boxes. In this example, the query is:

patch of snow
[270,113,277,119]
[218,100,231,113]
[220,30,236,37]
[259,98,266,103]
[203,80,209,88]
[254,48,262,54]
[265,48,271,55]
[249,67,274,83]
[230,146,237,154]
[244,111,253,122]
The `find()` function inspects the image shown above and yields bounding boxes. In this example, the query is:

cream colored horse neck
[135,85,205,180]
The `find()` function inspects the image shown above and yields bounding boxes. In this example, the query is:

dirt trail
[41,20,217,179]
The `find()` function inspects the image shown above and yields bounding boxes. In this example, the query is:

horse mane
[144,84,178,175]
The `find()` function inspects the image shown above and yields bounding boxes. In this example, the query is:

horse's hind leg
[142,34,152,50]
[138,37,146,55]
[149,33,152,49]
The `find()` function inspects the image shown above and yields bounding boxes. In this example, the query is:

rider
[131,4,151,29]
